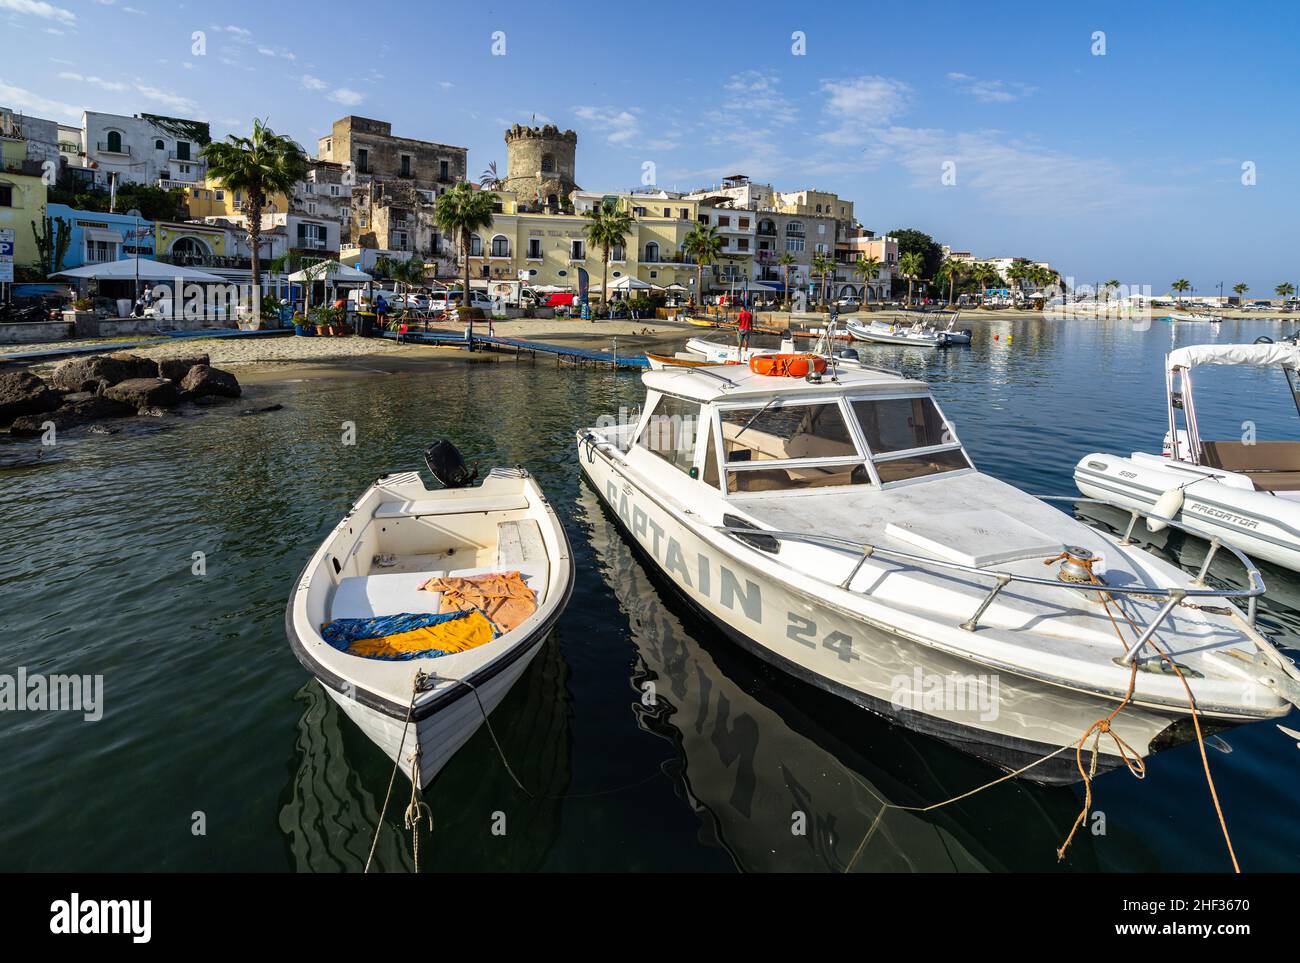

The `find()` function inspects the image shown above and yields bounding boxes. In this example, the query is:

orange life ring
[748,353,828,377]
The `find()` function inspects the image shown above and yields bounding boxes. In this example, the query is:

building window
[330,184,339,196]
[737,239,749,251]
[570,240,585,260]
[786,237,805,253]
[611,244,625,261]
[215,190,224,201]
[786,220,805,237]
[0,184,12,207]
[176,141,190,161]
[154,139,165,151]
[395,231,408,249]
[469,234,483,257]
[439,160,449,181]
[717,215,730,227]
[491,235,510,257]
[663,207,671,217]
[400,155,411,177]
[679,208,688,219]
[86,239,119,263]
[105,130,122,153]
[739,217,749,230]
[527,238,542,259]
[541,153,555,173]
[649,271,657,279]
[644,241,659,262]
[357,148,369,172]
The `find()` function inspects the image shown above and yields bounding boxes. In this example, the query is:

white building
[79,111,211,189]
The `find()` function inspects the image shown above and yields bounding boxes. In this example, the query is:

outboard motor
[424,440,478,488]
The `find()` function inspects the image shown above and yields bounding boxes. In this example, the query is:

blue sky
[4,0,1297,295]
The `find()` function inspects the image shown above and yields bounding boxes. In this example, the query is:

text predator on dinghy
[577,359,1300,783]
[286,443,574,787]
[1075,341,1300,572]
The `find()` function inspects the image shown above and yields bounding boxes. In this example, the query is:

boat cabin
[616,365,974,498]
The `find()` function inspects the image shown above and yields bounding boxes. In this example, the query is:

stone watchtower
[503,124,578,212]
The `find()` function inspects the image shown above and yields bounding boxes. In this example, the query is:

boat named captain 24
[606,480,859,660]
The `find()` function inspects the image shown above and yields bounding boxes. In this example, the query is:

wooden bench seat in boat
[329,520,549,623]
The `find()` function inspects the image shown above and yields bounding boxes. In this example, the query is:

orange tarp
[421,570,538,633]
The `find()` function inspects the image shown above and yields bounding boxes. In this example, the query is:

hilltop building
[503,124,579,213]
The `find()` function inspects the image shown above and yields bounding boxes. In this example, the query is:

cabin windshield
[850,396,971,483]
[717,401,867,493]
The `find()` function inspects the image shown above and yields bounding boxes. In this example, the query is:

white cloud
[123,5,143,12]
[722,70,797,125]
[328,87,364,106]
[300,74,327,91]
[0,0,76,25]
[947,72,1035,103]
[57,71,199,114]
[438,81,453,89]
[0,80,81,120]
[57,70,128,92]
[818,75,913,145]
[573,105,641,146]
[212,24,251,36]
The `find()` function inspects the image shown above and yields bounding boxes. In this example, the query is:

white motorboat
[684,336,795,364]
[1168,311,1223,323]
[577,361,1300,784]
[846,316,967,347]
[1075,341,1300,573]
[286,448,574,787]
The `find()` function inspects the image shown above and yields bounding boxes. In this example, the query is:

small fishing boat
[1075,342,1300,572]
[646,351,739,371]
[286,443,574,787]
[1168,311,1223,323]
[684,336,795,364]
[577,358,1300,783]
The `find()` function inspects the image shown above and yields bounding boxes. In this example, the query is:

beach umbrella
[51,257,225,282]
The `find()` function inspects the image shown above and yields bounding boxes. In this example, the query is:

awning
[546,292,575,307]
[51,257,225,282]
[287,260,372,282]
[1167,343,1300,374]
[83,227,125,245]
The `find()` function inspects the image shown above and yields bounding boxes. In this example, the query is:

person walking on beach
[737,304,753,353]
[375,294,389,331]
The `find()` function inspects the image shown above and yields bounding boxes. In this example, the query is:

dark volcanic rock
[157,353,210,382]
[8,395,134,436]
[59,391,97,404]
[108,352,158,379]
[192,394,234,407]
[137,405,181,418]
[103,378,180,409]
[0,370,61,427]
[181,364,241,399]
[52,354,145,393]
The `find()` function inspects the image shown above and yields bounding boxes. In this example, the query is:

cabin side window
[636,395,702,476]
[851,396,972,484]
[718,402,867,493]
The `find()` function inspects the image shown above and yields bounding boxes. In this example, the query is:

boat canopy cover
[1167,343,1300,373]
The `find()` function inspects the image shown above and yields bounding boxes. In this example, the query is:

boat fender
[1147,487,1185,533]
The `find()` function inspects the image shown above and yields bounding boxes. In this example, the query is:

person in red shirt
[736,305,754,351]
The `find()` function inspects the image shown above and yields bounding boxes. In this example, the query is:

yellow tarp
[345,609,496,659]
[421,570,538,634]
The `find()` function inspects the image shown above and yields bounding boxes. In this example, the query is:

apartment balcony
[168,151,205,164]
[96,142,131,156]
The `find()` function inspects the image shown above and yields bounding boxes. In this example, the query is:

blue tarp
[321,610,489,661]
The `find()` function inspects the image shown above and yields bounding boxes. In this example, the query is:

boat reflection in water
[581,486,1078,872]
[278,629,572,872]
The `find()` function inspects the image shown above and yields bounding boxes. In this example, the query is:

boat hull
[1075,452,1300,572]
[578,439,1199,784]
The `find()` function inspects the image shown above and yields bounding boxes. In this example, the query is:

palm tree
[777,251,797,310]
[1171,278,1192,303]
[201,118,309,306]
[853,255,882,307]
[935,257,965,306]
[583,198,633,313]
[434,182,496,337]
[1104,279,1120,301]
[811,253,835,305]
[1233,282,1249,298]
[683,223,723,307]
[898,251,925,307]
[479,161,504,190]
[1276,282,1295,302]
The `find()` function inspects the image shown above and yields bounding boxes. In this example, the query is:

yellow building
[155,220,229,260]
[777,189,854,224]
[183,176,289,220]
[0,137,48,273]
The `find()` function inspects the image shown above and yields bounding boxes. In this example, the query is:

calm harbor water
[3,315,1300,872]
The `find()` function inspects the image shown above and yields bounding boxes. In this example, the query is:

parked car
[834,297,862,310]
